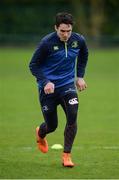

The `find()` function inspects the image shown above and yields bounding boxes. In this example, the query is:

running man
[29,12,88,167]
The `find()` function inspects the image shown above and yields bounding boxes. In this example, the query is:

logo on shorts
[65,88,76,93]
[69,98,78,105]
[42,105,48,111]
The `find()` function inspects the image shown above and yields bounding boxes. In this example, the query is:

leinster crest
[71,41,78,48]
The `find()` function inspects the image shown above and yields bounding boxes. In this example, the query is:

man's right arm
[29,41,50,87]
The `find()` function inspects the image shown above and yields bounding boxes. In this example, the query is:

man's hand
[76,78,87,91]
[44,82,55,94]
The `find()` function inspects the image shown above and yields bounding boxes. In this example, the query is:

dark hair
[55,12,74,27]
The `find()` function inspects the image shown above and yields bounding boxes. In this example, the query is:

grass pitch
[0,47,119,179]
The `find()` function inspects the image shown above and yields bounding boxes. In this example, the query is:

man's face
[55,23,72,42]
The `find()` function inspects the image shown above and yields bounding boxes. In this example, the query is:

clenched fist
[44,82,55,94]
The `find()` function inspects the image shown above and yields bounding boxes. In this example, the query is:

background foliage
[0,0,119,46]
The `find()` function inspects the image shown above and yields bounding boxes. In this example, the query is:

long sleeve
[29,41,50,87]
[77,36,88,78]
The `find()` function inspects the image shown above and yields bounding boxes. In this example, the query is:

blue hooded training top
[29,32,88,90]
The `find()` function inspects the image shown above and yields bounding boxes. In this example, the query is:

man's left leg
[60,92,79,167]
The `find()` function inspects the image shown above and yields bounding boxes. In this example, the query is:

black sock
[39,122,47,138]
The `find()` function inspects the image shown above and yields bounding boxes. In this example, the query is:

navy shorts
[39,83,79,126]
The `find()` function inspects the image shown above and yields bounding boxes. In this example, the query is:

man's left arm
[76,35,88,91]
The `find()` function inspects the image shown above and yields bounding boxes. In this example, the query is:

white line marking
[1,145,119,152]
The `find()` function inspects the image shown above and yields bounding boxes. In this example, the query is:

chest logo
[71,41,78,48]
[53,46,59,50]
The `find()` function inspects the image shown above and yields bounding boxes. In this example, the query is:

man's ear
[54,25,57,31]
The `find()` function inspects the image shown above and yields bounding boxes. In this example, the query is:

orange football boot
[62,152,74,167]
[36,127,48,153]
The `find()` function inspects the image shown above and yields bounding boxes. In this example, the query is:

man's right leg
[36,92,58,153]
[38,107,58,138]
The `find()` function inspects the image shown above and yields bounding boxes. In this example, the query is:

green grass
[0,47,119,179]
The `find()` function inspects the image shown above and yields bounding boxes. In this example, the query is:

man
[29,12,88,167]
